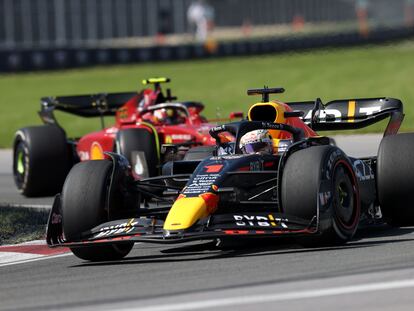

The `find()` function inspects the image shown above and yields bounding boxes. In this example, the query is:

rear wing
[287,97,404,135]
[39,91,137,120]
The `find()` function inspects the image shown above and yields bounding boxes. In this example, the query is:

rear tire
[116,128,158,177]
[62,160,133,261]
[13,125,71,197]
[282,145,360,245]
[377,133,414,226]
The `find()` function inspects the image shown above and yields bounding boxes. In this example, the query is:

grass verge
[0,207,49,245]
[1,40,414,147]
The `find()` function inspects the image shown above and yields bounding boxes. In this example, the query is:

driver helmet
[153,109,167,123]
[239,129,273,154]
[153,108,175,123]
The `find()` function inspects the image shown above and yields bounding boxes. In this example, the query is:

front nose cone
[163,193,218,231]
[163,197,208,230]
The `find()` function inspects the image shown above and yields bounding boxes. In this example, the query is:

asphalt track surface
[4,134,414,311]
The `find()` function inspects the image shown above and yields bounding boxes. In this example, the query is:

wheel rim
[16,150,25,174]
[14,142,28,188]
[333,163,359,230]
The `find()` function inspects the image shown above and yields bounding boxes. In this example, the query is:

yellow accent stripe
[268,214,277,226]
[348,100,356,123]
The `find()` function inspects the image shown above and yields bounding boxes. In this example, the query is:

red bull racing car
[47,87,414,261]
[13,77,242,197]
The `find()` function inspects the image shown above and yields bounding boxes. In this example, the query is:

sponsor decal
[51,212,62,225]
[211,154,244,160]
[249,161,261,171]
[353,159,374,181]
[105,127,118,134]
[78,151,89,161]
[319,191,332,206]
[198,125,214,133]
[360,106,381,116]
[165,135,173,144]
[132,151,148,177]
[93,219,138,239]
[276,140,291,154]
[304,105,382,123]
[204,164,223,173]
[318,109,342,123]
[233,214,288,228]
[90,142,105,160]
[171,134,192,141]
[262,122,282,129]
[184,174,220,194]
[211,125,225,132]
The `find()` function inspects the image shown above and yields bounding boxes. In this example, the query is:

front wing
[46,198,319,248]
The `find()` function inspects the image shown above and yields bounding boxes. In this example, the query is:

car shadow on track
[70,224,414,269]
[354,224,414,239]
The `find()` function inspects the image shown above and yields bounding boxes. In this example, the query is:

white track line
[0,252,72,268]
[125,278,414,311]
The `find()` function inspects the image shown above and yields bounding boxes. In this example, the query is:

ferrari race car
[13,77,242,197]
[47,87,414,262]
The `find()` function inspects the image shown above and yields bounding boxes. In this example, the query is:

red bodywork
[74,86,319,163]
[76,88,216,161]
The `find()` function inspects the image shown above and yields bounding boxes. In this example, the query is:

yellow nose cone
[163,197,208,230]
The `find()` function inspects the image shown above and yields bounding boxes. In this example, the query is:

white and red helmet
[239,130,273,154]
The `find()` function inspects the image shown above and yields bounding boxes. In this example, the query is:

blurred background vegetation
[1,40,414,147]
[1,0,414,147]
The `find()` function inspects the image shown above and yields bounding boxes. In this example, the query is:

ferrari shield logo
[131,151,149,178]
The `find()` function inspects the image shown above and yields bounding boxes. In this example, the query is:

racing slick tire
[62,160,133,261]
[377,133,414,226]
[282,145,360,245]
[13,125,71,197]
[116,128,158,177]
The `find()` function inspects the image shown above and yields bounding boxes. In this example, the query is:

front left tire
[62,160,133,261]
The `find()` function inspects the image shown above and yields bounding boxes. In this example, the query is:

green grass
[1,40,414,148]
[0,207,48,245]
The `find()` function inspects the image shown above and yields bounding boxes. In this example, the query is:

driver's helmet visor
[241,141,269,154]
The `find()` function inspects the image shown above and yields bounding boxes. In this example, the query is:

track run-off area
[2,134,414,311]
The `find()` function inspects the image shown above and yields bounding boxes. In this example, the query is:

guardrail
[1,26,413,73]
